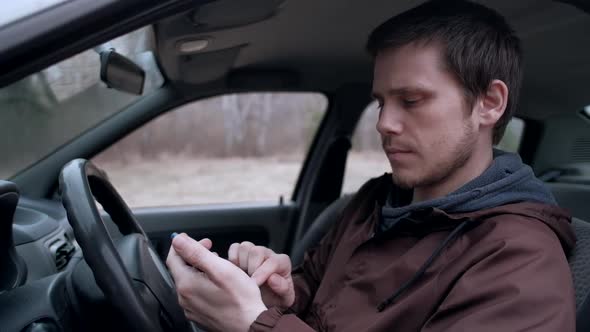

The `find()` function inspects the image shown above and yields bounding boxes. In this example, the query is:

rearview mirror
[100,50,146,95]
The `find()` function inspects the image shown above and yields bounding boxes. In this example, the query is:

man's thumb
[267,273,289,294]
[172,234,213,274]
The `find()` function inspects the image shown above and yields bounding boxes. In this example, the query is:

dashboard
[14,198,78,283]
[1,187,83,332]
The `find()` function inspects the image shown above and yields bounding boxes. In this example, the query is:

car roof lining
[154,0,590,120]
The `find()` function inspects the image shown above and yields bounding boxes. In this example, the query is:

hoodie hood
[456,201,576,254]
[381,149,557,231]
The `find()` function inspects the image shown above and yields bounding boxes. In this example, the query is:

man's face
[372,43,479,190]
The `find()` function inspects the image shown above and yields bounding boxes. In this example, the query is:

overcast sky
[0,0,68,27]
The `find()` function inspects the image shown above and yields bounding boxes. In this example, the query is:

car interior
[1,0,590,331]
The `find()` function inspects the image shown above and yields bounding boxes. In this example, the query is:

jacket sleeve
[249,308,316,332]
[249,176,384,332]
[421,225,576,332]
[249,221,345,332]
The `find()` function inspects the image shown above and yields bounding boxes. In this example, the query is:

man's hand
[166,234,267,332]
[228,242,295,310]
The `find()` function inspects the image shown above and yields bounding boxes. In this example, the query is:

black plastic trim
[519,117,544,167]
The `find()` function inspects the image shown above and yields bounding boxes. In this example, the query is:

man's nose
[376,106,403,135]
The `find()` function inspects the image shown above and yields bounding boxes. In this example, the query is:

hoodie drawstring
[377,218,478,312]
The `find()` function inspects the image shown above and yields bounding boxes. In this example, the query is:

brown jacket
[250,175,576,331]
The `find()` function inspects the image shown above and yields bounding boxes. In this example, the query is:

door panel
[131,203,297,260]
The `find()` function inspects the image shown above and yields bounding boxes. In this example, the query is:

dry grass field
[95,151,391,207]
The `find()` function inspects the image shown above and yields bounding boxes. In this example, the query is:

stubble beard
[389,120,477,191]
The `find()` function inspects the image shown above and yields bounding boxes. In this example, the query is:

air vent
[571,138,590,162]
[48,238,76,271]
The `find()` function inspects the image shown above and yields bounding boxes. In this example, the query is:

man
[166,1,576,331]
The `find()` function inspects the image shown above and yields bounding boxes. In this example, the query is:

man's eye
[402,99,420,107]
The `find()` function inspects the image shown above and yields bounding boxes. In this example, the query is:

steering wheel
[59,159,191,332]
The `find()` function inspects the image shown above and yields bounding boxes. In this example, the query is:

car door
[91,92,329,259]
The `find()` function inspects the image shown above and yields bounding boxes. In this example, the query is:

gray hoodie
[380,149,556,232]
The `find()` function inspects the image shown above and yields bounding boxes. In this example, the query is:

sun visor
[155,0,287,84]
[174,46,244,84]
[190,0,286,32]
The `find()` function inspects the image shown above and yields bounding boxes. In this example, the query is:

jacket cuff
[249,307,284,332]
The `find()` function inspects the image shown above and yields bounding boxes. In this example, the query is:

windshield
[0,26,164,179]
[1,0,70,28]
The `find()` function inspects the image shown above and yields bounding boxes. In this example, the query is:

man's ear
[477,79,508,127]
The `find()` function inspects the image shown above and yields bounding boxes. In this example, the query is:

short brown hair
[367,0,522,144]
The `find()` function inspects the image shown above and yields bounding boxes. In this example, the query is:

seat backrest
[290,195,352,266]
[548,183,590,330]
[548,182,590,220]
[570,218,590,331]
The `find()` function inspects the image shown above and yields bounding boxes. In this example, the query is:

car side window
[341,101,526,194]
[495,117,525,153]
[93,92,327,207]
[342,101,390,194]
